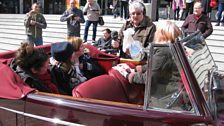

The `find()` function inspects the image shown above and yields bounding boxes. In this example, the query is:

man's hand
[74,16,80,20]
[30,20,36,25]
[68,14,74,18]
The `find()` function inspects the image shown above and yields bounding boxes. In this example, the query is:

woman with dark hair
[10,42,59,93]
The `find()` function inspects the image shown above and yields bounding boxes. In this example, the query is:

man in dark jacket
[60,0,85,37]
[181,1,213,39]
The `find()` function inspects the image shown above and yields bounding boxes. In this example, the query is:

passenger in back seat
[50,39,105,95]
[10,42,59,94]
[50,42,83,95]
[113,20,182,98]
[67,37,105,79]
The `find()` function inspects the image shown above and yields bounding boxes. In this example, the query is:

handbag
[98,16,104,26]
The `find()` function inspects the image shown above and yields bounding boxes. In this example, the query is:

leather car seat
[72,75,129,103]
[108,63,144,105]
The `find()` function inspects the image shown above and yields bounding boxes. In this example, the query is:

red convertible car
[0,34,224,126]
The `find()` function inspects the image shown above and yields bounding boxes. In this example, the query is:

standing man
[113,2,156,60]
[120,0,129,20]
[24,3,47,46]
[184,0,194,18]
[83,0,101,42]
[60,0,85,38]
[215,0,224,26]
[181,1,213,39]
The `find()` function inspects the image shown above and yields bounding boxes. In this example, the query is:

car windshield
[146,44,194,112]
[182,32,216,100]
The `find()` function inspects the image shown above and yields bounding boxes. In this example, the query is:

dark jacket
[181,14,213,39]
[24,12,47,38]
[10,58,58,93]
[118,16,156,58]
[79,54,106,79]
[60,7,85,37]
[132,46,180,98]
[50,54,105,95]
[95,36,112,50]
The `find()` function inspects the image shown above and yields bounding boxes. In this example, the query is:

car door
[0,99,25,126]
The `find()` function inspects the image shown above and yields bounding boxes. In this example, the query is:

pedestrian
[24,3,47,46]
[10,42,59,94]
[172,0,184,20]
[215,0,224,26]
[120,0,129,20]
[201,0,212,17]
[111,0,120,18]
[181,1,213,39]
[60,0,85,37]
[184,0,194,18]
[83,0,101,42]
[113,2,156,60]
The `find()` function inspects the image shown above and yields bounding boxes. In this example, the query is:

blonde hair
[66,37,83,52]
[153,20,182,44]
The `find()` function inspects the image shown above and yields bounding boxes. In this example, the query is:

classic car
[0,33,224,126]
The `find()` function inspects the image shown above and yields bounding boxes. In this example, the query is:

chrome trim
[0,106,86,126]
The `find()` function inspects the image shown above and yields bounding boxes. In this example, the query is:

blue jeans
[217,3,224,23]
[83,20,98,42]
[27,35,43,46]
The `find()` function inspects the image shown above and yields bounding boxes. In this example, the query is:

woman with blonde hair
[67,37,105,79]
[113,20,182,98]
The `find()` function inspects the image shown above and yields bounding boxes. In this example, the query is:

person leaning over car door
[60,0,85,37]
[50,42,84,95]
[24,2,47,46]
[9,42,59,94]
[67,37,105,79]
[113,20,182,98]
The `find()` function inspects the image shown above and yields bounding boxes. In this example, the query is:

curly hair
[15,42,48,72]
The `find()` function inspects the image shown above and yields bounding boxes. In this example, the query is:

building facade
[0,0,152,14]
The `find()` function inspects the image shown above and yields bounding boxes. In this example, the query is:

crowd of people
[8,0,217,97]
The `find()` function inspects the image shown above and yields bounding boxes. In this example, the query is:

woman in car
[113,20,182,98]
[10,42,59,93]
[67,37,105,79]
[50,42,80,95]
